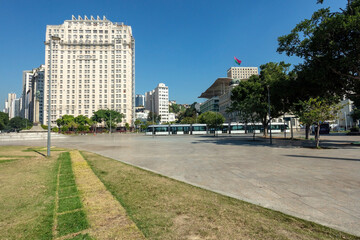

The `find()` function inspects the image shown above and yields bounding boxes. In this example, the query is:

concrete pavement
[2,133,360,236]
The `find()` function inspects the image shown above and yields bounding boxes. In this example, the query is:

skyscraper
[135,94,145,107]
[145,83,169,123]
[43,15,135,126]
[5,93,17,119]
[21,70,33,119]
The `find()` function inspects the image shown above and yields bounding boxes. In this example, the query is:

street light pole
[267,85,272,145]
[47,36,60,157]
[110,110,112,134]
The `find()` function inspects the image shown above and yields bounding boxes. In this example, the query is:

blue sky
[0,0,346,108]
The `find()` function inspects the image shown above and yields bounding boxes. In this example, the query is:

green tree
[177,102,198,123]
[134,119,142,132]
[91,109,124,130]
[125,122,130,131]
[351,108,360,126]
[198,111,225,136]
[74,115,92,132]
[169,103,181,114]
[277,0,360,102]
[147,112,161,124]
[9,117,33,131]
[56,115,77,132]
[180,117,196,124]
[228,85,262,140]
[229,62,293,137]
[0,112,9,130]
[296,97,341,148]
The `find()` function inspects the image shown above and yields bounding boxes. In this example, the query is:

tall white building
[28,65,45,123]
[43,15,135,126]
[5,93,17,119]
[145,83,169,123]
[21,70,34,119]
[227,67,258,80]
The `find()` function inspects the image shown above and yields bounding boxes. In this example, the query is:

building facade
[227,67,258,79]
[21,70,33,119]
[43,15,135,126]
[135,94,145,107]
[28,65,45,123]
[200,97,219,113]
[5,93,17,118]
[145,83,169,123]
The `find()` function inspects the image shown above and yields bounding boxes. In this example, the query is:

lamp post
[47,35,61,157]
[110,110,112,134]
[267,85,272,145]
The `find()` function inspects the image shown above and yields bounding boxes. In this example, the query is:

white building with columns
[43,15,135,126]
[145,83,169,123]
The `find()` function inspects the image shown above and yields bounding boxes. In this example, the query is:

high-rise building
[28,65,45,123]
[135,94,145,107]
[227,67,258,80]
[43,15,135,126]
[21,70,33,119]
[145,83,169,123]
[5,93,17,119]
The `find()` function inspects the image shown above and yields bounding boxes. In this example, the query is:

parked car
[312,123,330,135]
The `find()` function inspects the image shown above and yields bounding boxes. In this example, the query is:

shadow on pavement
[286,154,360,162]
[191,135,359,149]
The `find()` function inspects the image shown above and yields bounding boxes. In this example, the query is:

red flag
[234,56,242,65]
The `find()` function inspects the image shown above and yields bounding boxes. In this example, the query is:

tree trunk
[263,124,268,137]
[305,124,310,140]
[316,123,321,148]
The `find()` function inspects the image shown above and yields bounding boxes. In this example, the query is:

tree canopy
[229,62,293,136]
[198,111,225,135]
[169,103,181,114]
[295,97,341,147]
[277,0,360,101]
[91,109,124,130]
[0,112,9,130]
[176,102,198,123]
[147,112,161,124]
[9,116,32,131]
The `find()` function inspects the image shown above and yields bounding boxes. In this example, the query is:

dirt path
[70,150,145,240]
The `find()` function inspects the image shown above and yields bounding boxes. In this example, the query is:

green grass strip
[0,159,18,164]
[58,196,83,213]
[66,233,94,240]
[59,186,78,199]
[57,210,89,237]
[55,152,90,238]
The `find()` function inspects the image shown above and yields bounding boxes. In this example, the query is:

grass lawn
[0,146,58,240]
[82,151,360,240]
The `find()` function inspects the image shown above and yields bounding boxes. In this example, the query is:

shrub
[350,126,359,132]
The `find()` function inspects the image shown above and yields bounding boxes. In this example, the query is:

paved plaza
[2,133,360,236]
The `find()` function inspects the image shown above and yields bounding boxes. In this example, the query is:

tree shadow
[285,154,360,162]
[191,135,359,149]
